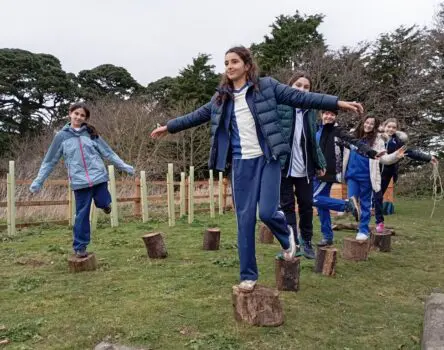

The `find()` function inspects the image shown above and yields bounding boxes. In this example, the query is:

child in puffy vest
[30,102,134,257]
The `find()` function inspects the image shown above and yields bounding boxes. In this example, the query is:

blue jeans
[232,156,291,281]
[313,179,347,241]
[73,182,111,252]
[347,178,372,235]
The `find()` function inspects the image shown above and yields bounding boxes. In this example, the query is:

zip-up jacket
[30,124,134,192]
[167,77,338,171]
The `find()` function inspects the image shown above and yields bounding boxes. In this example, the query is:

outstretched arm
[334,127,378,158]
[30,134,64,192]
[405,148,436,163]
[95,138,134,175]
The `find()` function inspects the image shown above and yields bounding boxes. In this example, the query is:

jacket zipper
[78,137,93,187]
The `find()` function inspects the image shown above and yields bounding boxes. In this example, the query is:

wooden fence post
[188,166,194,224]
[167,163,175,227]
[134,176,141,217]
[90,202,97,233]
[209,169,215,218]
[223,177,228,212]
[7,161,16,235]
[218,172,223,215]
[108,165,119,227]
[180,172,186,217]
[140,171,149,223]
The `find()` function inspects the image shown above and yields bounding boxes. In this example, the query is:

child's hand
[337,101,364,115]
[151,124,168,139]
[29,182,41,193]
[431,156,439,165]
[395,146,407,159]
[316,168,326,177]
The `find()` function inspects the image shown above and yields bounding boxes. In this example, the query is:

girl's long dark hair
[288,70,312,91]
[216,46,260,105]
[69,102,99,139]
[354,115,380,146]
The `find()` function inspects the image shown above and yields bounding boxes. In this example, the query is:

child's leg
[313,179,335,241]
[92,182,112,209]
[259,159,291,250]
[232,158,261,282]
[375,173,393,224]
[73,187,94,252]
[279,175,297,240]
[293,177,314,244]
[358,180,373,235]
[347,178,360,201]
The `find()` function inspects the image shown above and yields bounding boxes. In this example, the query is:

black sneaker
[303,241,316,259]
[317,239,333,247]
[346,196,361,222]
[103,205,112,214]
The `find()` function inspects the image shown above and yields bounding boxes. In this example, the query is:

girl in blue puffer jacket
[151,46,363,292]
[30,102,134,257]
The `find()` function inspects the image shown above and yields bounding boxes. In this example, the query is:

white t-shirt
[289,109,306,177]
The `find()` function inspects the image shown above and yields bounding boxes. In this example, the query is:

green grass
[0,198,443,350]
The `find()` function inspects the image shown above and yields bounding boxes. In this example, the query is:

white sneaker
[283,225,296,261]
[238,280,257,292]
[356,232,369,241]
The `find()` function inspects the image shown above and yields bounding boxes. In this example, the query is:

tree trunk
[371,231,392,252]
[314,247,337,276]
[203,228,220,250]
[68,253,97,273]
[142,233,168,259]
[259,223,274,244]
[275,257,300,291]
[342,237,369,261]
[232,284,284,326]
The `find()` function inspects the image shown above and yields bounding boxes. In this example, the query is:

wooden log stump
[275,257,300,291]
[259,223,274,244]
[203,227,221,250]
[332,223,396,235]
[232,284,284,326]
[142,232,168,259]
[371,231,392,252]
[342,237,369,261]
[314,247,337,276]
[68,253,97,273]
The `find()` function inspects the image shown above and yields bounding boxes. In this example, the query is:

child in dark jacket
[374,118,438,232]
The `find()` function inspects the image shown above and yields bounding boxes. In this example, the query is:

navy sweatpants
[232,156,291,281]
[73,181,112,252]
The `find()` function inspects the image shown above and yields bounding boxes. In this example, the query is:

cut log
[332,222,396,235]
[342,237,370,261]
[314,247,337,276]
[142,232,168,259]
[68,253,97,273]
[275,257,300,291]
[203,227,221,250]
[232,284,284,326]
[422,293,444,350]
[371,231,392,252]
[259,223,274,244]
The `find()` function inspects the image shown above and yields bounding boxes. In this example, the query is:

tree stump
[68,253,97,273]
[259,223,274,244]
[342,237,370,261]
[203,227,220,250]
[371,231,392,252]
[142,232,168,259]
[275,257,300,291]
[314,247,337,276]
[232,284,284,326]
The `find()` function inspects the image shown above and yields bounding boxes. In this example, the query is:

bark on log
[314,247,337,276]
[232,284,284,326]
[342,237,369,261]
[275,257,300,291]
[203,228,221,250]
[259,223,274,244]
[68,253,97,273]
[422,293,444,350]
[142,232,168,259]
[332,223,395,235]
[371,231,392,252]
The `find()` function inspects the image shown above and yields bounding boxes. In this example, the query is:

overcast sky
[0,0,441,85]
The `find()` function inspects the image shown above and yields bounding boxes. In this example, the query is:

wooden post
[275,257,301,291]
[209,169,215,218]
[180,172,186,217]
[6,174,12,235]
[188,166,194,224]
[67,182,73,226]
[68,253,97,273]
[167,163,175,227]
[134,177,141,217]
[140,171,149,223]
[232,285,284,326]
[7,161,16,235]
[259,223,274,244]
[90,202,97,233]
[203,227,220,250]
[371,231,392,252]
[69,185,76,227]
[342,237,369,261]
[223,177,228,212]
[142,232,168,259]
[108,165,118,227]
[218,172,223,215]
[314,247,337,276]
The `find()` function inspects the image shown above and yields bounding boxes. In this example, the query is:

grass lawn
[1,198,443,350]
